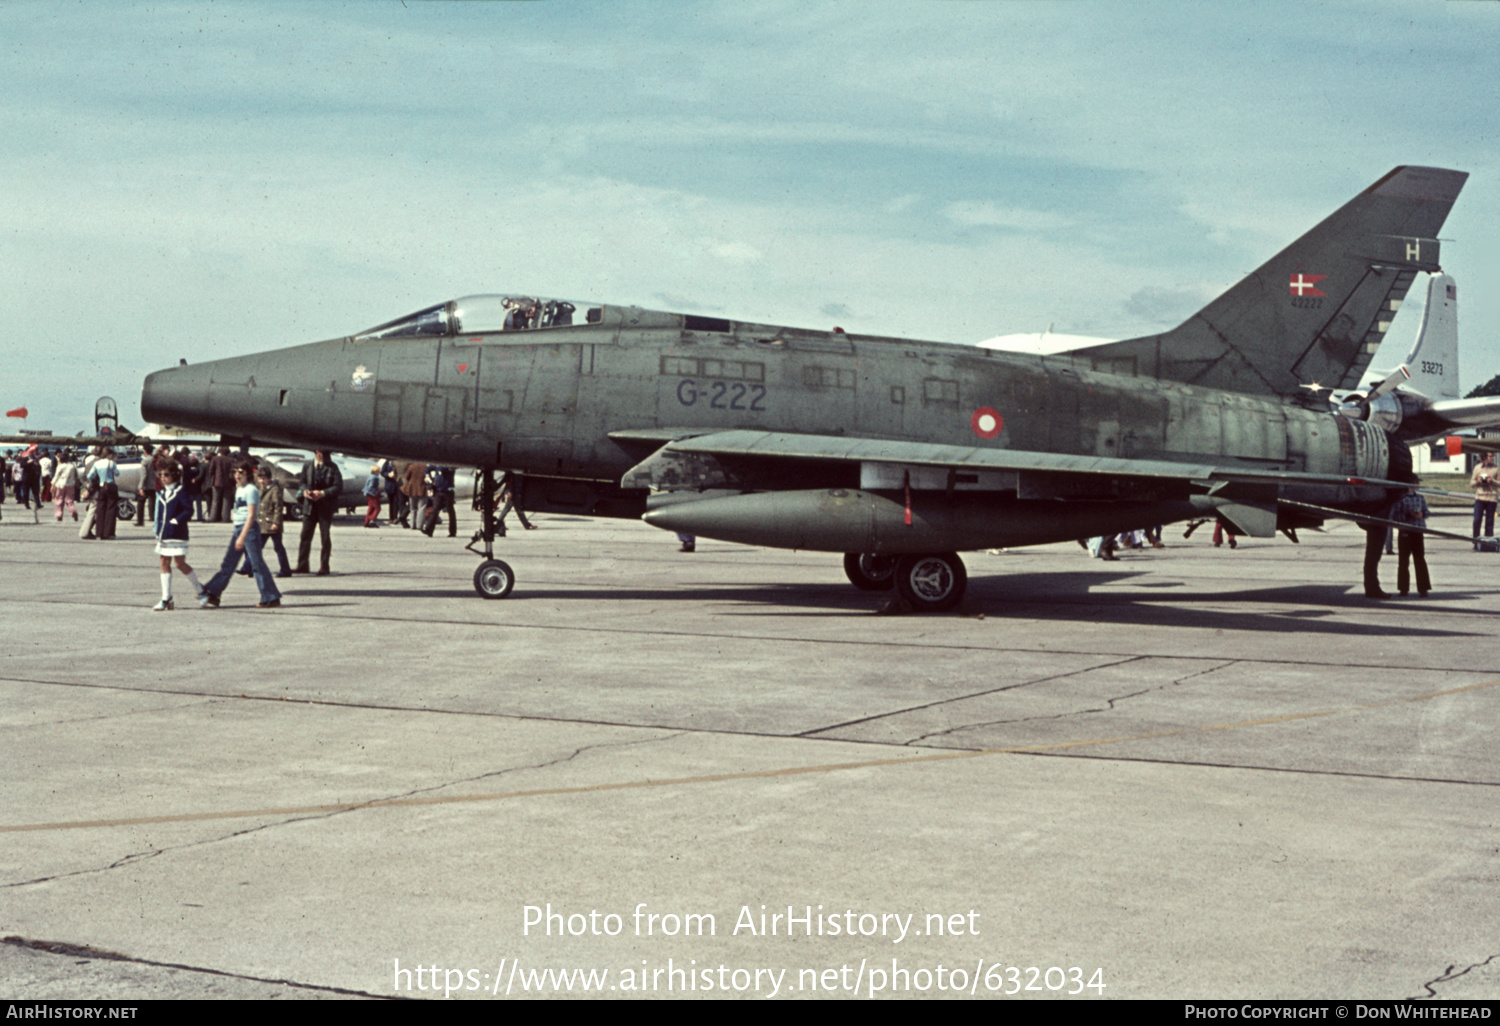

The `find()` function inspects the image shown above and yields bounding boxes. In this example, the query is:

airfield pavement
[1,505,1498,1001]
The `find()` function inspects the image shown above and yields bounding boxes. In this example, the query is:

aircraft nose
[141,362,213,432]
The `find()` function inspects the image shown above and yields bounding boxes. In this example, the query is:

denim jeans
[1474,500,1496,539]
[239,527,292,576]
[205,522,280,603]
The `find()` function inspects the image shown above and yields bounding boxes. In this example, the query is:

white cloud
[708,242,764,264]
[942,202,1072,233]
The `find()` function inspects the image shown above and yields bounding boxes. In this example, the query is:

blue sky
[3,0,1498,433]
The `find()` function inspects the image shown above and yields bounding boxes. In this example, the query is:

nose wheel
[473,558,514,599]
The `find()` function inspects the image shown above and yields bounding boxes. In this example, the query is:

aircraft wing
[1424,397,1500,430]
[0,433,221,448]
[627,430,1413,540]
[1443,434,1500,456]
[657,429,1409,489]
[1392,395,1500,442]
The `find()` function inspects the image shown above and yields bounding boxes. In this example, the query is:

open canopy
[354,294,600,340]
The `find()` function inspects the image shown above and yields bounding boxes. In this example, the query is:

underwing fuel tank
[642,489,1202,554]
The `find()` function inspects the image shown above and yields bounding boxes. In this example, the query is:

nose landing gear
[467,468,515,599]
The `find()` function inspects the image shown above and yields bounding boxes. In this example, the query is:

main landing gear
[843,552,897,591]
[467,468,515,599]
[845,551,968,612]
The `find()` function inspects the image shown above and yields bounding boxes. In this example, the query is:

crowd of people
[1,444,544,609]
[1062,454,1500,603]
[1,446,89,525]
[8,442,1500,607]
[1073,456,1500,600]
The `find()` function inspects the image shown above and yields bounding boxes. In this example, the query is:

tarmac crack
[3,846,169,890]
[0,696,223,732]
[0,732,682,890]
[1,935,386,998]
[904,660,1238,744]
[800,656,1148,739]
[1412,951,1499,999]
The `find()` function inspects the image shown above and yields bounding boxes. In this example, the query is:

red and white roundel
[970,407,1003,439]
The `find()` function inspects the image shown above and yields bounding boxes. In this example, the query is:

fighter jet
[142,166,1482,610]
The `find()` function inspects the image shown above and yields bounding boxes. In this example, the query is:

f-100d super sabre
[142,165,1496,610]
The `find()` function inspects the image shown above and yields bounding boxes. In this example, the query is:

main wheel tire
[117,499,136,521]
[893,552,967,612]
[844,552,897,591]
[473,558,515,599]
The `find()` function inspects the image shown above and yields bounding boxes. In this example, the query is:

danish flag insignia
[1289,273,1327,297]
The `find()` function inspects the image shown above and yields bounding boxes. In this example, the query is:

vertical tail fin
[1077,166,1468,397]
[1399,273,1459,400]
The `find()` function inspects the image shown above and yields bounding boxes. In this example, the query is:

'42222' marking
[676,379,767,412]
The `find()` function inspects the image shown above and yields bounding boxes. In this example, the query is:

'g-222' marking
[676,379,767,411]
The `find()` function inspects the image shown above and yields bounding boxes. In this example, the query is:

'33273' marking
[676,379,767,411]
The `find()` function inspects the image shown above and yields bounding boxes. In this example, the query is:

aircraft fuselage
[142,308,1397,543]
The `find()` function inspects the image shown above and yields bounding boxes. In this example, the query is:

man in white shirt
[90,448,121,539]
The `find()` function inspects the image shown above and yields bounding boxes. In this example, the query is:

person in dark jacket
[295,449,343,575]
[22,453,42,511]
[381,458,405,525]
[178,448,205,522]
[255,465,294,577]
[1393,487,1432,597]
[1362,497,1395,599]
[208,446,238,522]
[151,459,204,610]
[136,444,168,526]
[422,465,457,537]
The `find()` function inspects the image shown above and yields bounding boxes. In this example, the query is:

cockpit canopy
[354,294,601,341]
